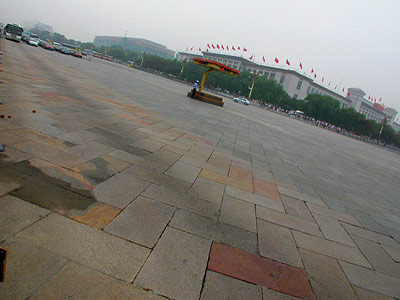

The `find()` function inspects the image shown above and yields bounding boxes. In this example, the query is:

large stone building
[94,36,175,59]
[177,51,399,130]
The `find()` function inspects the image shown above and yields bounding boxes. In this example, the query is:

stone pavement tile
[281,195,314,222]
[200,270,262,300]
[353,286,395,300]
[0,181,20,197]
[229,165,253,184]
[73,202,121,229]
[313,213,356,247]
[17,213,150,282]
[352,236,400,277]
[165,160,201,183]
[208,243,315,300]
[29,158,95,191]
[0,131,26,145]
[160,128,185,140]
[132,138,165,153]
[30,261,165,300]
[339,261,400,299]
[207,152,231,176]
[342,223,400,249]
[0,195,49,242]
[299,249,358,300]
[142,184,219,219]
[200,169,253,193]
[12,141,85,168]
[263,288,303,299]
[0,146,34,163]
[292,231,372,268]
[161,142,191,154]
[307,203,361,226]
[257,206,323,237]
[56,129,101,145]
[12,128,73,150]
[104,196,175,248]
[381,244,400,263]
[64,140,116,161]
[70,154,130,183]
[226,186,285,212]
[135,227,211,300]
[258,219,303,268]
[317,193,348,213]
[219,195,257,233]
[0,120,24,131]
[121,164,191,194]
[277,186,327,207]
[93,173,150,209]
[170,209,258,253]
[254,179,281,201]
[109,149,169,173]
[0,238,67,300]
[146,148,182,166]
[379,225,400,245]
[349,209,388,235]
[188,176,225,205]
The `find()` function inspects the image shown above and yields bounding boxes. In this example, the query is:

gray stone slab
[109,149,170,172]
[307,202,361,226]
[225,185,285,212]
[104,196,175,248]
[281,195,314,222]
[146,148,182,166]
[135,227,211,300]
[300,248,358,300]
[17,213,150,282]
[277,186,327,207]
[0,181,20,197]
[256,206,323,237]
[57,129,101,145]
[352,236,400,278]
[353,286,394,300]
[92,173,150,208]
[200,271,262,300]
[64,140,116,161]
[381,244,400,263]
[0,238,67,300]
[313,213,356,247]
[170,209,258,253]
[0,195,49,242]
[350,209,388,235]
[339,260,400,299]
[165,160,201,183]
[142,183,219,219]
[30,261,165,300]
[188,176,225,205]
[219,195,257,233]
[262,287,303,300]
[257,219,303,268]
[342,223,400,249]
[293,230,372,268]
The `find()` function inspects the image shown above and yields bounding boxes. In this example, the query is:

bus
[3,23,24,42]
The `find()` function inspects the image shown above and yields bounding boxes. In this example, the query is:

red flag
[322,77,324,83]
[221,45,224,50]
[347,91,350,96]
[227,45,229,51]
[232,46,235,51]
[286,59,290,66]
[311,68,314,73]
[299,62,303,69]
[206,49,209,52]
[274,57,279,63]
[199,48,201,52]
[216,44,220,49]
[374,99,376,103]
[368,95,370,100]
[207,43,210,48]
[379,97,382,102]
[328,81,331,86]
[314,73,317,79]
[238,46,241,50]
[190,47,193,51]
[212,44,215,49]
[243,47,247,52]
[334,84,337,89]
[249,55,253,60]
[342,88,345,92]
[263,56,266,62]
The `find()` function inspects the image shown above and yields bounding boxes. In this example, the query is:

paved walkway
[1,39,400,300]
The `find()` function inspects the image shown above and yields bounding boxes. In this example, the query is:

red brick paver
[208,243,315,300]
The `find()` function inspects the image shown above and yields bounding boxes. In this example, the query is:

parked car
[233,96,250,105]
[72,51,83,58]
[42,42,54,51]
[27,34,39,47]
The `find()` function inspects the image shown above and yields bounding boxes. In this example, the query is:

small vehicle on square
[27,34,40,47]
[233,96,250,105]
[3,23,23,42]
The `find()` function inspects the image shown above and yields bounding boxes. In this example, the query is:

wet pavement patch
[0,156,96,217]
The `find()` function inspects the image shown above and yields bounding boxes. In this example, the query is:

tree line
[28,29,400,147]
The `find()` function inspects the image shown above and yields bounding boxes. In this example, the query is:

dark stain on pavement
[0,156,96,217]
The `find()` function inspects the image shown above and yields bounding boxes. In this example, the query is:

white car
[27,34,39,47]
[233,97,250,105]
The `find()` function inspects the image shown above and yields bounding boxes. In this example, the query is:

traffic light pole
[199,69,213,93]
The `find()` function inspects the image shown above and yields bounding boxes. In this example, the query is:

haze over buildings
[1,0,399,116]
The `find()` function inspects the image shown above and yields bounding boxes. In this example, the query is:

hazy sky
[1,0,400,117]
